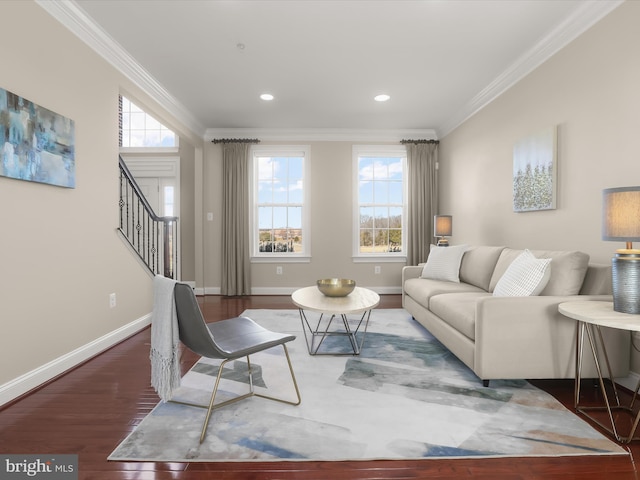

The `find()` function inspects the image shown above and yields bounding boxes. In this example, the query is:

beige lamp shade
[602,186,640,245]
[602,186,640,314]
[434,215,453,237]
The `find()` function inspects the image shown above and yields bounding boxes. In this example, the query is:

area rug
[108,308,626,462]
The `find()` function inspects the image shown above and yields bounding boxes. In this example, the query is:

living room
[1,0,640,477]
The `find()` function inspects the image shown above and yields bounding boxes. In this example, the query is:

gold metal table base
[575,321,640,443]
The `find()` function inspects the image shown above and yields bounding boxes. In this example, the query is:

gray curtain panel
[406,143,439,266]
[221,143,252,296]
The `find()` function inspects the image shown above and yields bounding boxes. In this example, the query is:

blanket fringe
[150,346,181,402]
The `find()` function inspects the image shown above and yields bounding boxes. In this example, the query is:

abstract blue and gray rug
[108,309,626,462]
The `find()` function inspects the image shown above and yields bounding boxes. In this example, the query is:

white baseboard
[616,370,640,391]
[200,286,221,296]
[0,313,151,407]
[251,287,301,295]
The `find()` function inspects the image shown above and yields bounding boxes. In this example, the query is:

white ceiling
[42,0,621,139]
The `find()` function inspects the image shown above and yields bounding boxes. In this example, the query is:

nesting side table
[559,300,640,443]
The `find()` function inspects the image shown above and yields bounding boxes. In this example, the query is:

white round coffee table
[291,286,380,355]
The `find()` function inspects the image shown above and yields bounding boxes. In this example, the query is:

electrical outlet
[109,293,117,308]
[276,266,283,275]
[375,266,381,274]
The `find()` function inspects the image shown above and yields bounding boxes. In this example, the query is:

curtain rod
[400,139,439,145]
[212,138,260,144]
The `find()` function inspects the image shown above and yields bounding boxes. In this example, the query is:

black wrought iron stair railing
[118,155,178,278]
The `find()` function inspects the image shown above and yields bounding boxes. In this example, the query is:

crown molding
[205,128,438,143]
[38,0,433,143]
[36,0,207,138]
[37,0,621,142]
[438,0,624,138]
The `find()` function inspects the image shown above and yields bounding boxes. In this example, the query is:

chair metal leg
[172,343,301,443]
[253,344,302,406]
[199,366,223,443]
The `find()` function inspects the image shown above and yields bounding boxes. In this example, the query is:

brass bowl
[317,278,356,297]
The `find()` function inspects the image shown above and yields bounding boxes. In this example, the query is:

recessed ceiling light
[260,93,274,101]
[374,94,390,102]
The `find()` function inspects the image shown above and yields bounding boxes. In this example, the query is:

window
[119,95,177,148]
[251,145,310,261]
[163,185,175,217]
[353,145,406,259]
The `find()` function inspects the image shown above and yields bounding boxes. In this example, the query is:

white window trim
[120,145,180,155]
[250,144,311,263]
[352,145,407,263]
[120,155,180,178]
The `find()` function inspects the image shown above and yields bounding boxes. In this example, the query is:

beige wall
[0,1,202,394]
[440,1,640,264]
[439,1,640,370]
[202,141,405,294]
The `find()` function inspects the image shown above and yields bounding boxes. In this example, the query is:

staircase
[118,155,178,278]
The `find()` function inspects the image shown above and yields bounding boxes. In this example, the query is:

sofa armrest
[402,265,423,307]
[402,265,423,282]
[473,294,620,379]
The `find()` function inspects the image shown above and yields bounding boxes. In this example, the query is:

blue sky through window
[256,154,304,253]
[120,96,176,148]
[358,157,403,205]
[357,154,405,254]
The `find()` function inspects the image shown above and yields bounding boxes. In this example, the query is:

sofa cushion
[421,244,471,282]
[459,246,506,291]
[404,277,485,309]
[489,248,590,296]
[493,249,552,296]
[580,264,613,295]
[429,292,492,341]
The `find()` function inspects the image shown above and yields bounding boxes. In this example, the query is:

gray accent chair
[173,283,301,443]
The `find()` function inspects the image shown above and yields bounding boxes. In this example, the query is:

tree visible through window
[355,146,406,255]
[119,95,176,148]
[253,146,309,258]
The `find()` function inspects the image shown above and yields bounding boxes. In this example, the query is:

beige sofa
[402,246,630,385]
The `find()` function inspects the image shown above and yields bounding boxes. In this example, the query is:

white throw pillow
[421,244,470,283]
[493,249,552,297]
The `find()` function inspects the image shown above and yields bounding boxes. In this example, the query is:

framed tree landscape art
[512,126,557,212]
[0,87,75,188]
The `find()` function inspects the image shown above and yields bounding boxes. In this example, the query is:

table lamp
[434,215,452,247]
[602,186,640,314]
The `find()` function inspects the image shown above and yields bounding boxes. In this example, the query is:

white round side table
[559,300,640,443]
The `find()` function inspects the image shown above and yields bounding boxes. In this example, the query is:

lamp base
[436,238,449,247]
[612,251,640,314]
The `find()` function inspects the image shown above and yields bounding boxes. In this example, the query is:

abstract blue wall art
[0,87,75,188]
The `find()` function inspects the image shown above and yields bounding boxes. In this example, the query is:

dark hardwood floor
[1,294,639,479]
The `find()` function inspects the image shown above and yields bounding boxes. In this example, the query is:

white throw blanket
[150,275,181,402]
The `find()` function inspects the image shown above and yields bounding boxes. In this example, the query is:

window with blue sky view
[356,149,405,255]
[255,149,306,255]
[119,96,176,148]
